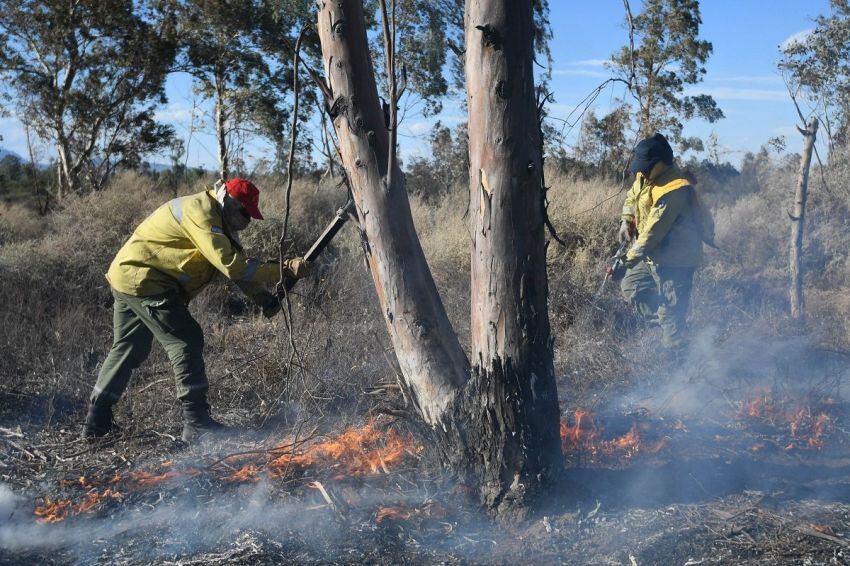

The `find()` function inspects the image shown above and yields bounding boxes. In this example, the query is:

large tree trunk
[316,0,469,424]
[790,116,818,320]
[316,0,561,520]
[463,0,562,515]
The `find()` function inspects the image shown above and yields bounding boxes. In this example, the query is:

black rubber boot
[81,403,114,440]
[181,397,228,443]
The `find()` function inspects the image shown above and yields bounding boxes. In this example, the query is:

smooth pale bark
[790,117,818,320]
[463,0,562,515]
[316,0,469,425]
[56,137,73,200]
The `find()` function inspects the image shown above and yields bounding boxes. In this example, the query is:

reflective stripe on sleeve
[622,205,635,215]
[169,198,184,223]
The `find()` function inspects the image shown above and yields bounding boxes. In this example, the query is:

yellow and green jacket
[107,189,281,303]
[621,163,704,267]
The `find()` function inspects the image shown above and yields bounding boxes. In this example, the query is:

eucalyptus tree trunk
[463,0,562,515]
[790,116,818,320]
[316,0,561,520]
[316,0,469,425]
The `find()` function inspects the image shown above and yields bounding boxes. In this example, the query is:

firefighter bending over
[82,178,311,442]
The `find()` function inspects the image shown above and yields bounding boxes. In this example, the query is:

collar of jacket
[646,163,691,204]
[205,187,244,250]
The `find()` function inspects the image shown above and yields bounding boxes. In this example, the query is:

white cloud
[781,28,813,50]
[552,68,611,79]
[407,121,432,136]
[154,102,196,123]
[565,58,609,67]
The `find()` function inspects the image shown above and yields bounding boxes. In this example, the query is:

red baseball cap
[224,178,264,220]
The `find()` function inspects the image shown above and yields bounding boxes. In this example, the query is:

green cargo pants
[90,288,207,407]
[620,260,695,349]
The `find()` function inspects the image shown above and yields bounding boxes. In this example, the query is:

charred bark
[790,117,818,321]
[463,0,563,514]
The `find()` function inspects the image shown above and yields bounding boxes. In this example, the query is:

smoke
[0,479,343,560]
[0,484,23,524]
[614,325,845,418]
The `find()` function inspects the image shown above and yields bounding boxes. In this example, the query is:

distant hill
[0,149,196,173]
[0,148,24,161]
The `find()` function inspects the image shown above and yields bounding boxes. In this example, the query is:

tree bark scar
[475,24,503,51]
[328,95,347,120]
[479,168,492,235]
[495,79,509,99]
[411,317,430,339]
[496,308,506,355]
[358,227,371,256]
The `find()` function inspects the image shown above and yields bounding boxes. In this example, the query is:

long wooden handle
[280,199,357,293]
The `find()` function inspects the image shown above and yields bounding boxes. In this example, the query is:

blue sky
[538,0,831,162]
[0,0,832,168]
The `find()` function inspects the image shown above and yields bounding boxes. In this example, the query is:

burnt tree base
[434,358,563,522]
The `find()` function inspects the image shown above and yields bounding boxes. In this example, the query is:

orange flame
[230,419,418,482]
[35,419,420,524]
[560,409,668,463]
[34,489,123,523]
[739,389,835,451]
[125,470,180,487]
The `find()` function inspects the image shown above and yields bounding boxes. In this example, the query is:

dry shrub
[0,202,45,244]
[3,155,850,433]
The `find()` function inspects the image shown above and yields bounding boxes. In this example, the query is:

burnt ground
[1,401,849,565]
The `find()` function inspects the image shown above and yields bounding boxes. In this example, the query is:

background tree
[0,0,178,198]
[575,104,632,172]
[174,0,318,180]
[789,117,819,320]
[611,0,723,145]
[404,122,468,201]
[780,0,850,156]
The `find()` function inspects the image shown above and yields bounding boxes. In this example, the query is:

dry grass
[2,158,849,436]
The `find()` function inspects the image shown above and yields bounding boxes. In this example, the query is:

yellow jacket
[107,189,283,302]
[621,163,704,267]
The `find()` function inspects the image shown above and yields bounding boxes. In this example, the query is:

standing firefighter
[83,179,311,442]
[616,133,709,352]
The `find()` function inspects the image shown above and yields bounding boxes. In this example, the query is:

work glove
[284,257,312,279]
[618,219,634,244]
